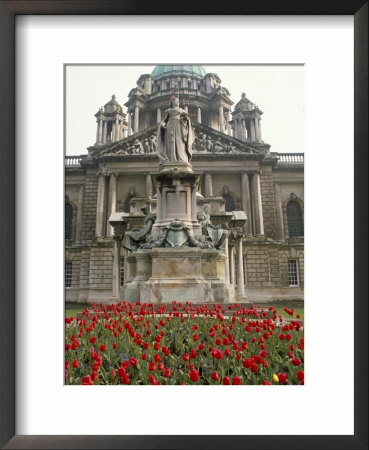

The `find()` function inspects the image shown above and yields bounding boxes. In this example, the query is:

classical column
[250,119,256,141]
[258,118,262,141]
[242,119,247,141]
[107,173,118,237]
[197,106,202,123]
[224,238,230,283]
[274,183,284,240]
[241,172,252,235]
[95,171,107,238]
[75,184,85,244]
[229,246,235,285]
[111,121,116,143]
[254,118,260,141]
[145,173,153,198]
[204,172,213,197]
[112,236,121,297]
[251,172,265,236]
[219,104,224,132]
[157,107,161,123]
[191,184,197,222]
[235,236,246,299]
[102,121,107,144]
[134,105,139,133]
[115,118,120,142]
[227,111,232,135]
[127,112,132,136]
[96,120,100,144]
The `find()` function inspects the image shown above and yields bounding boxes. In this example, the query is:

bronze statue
[122,205,155,252]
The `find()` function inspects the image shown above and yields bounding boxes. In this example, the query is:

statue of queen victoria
[156,96,195,163]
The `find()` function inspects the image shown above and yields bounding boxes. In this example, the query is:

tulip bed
[65,301,304,385]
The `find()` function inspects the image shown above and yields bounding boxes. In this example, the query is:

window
[65,262,72,288]
[65,203,73,240]
[287,200,303,237]
[222,194,235,212]
[166,82,170,90]
[288,260,299,286]
[188,81,192,89]
[178,81,181,88]
[157,84,160,91]
[120,263,125,286]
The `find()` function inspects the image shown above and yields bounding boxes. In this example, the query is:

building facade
[65,65,304,305]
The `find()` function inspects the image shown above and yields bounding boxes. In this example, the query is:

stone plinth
[151,163,201,237]
[120,247,234,303]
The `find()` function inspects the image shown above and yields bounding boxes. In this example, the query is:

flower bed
[65,302,304,385]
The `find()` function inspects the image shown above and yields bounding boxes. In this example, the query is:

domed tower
[231,92,263,143]
[94,95,128,145]
[124,65,234,135]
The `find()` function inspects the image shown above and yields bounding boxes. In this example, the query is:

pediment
[92,122,263,159]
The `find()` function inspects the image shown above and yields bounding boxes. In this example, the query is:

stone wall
[82,172,99,243]
[260,169,277,238]
[88,244,114,290]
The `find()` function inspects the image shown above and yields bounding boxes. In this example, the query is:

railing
[65,156,84,167]
[277,153,304,165]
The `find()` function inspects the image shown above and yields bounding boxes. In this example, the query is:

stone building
[65,65,304,305]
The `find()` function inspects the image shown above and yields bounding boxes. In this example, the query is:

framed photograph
[1,1,367,449]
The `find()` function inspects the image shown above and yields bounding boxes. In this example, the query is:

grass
[275,307,304,320]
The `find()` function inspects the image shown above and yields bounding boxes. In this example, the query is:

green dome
[151,65,207,80]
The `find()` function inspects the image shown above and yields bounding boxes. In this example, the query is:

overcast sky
[65,65,304,156]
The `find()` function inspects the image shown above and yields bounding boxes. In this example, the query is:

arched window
[65,203,73,240]
[287,201,303,237]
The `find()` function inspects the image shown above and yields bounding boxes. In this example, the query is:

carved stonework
[97,122,260,158]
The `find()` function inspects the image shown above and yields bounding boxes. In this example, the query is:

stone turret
[94,95,128,145]
[231,93,263,143]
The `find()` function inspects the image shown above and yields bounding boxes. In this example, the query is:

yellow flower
[273,374,279,383]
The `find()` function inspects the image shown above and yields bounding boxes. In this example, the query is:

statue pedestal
[121,247,234,303]
[151,162,201,237]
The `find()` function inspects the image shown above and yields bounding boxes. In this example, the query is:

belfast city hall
[65,65,304,305]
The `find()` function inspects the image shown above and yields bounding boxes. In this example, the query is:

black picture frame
[0,1,367,449]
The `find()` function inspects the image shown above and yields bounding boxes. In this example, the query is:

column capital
[107,171,118,178]
[247,169,262,175]
[96,168,109,177]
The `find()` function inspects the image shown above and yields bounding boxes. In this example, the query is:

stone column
[75,184,85,244]
[250,119,256,141]
[112,236,121,297]
[157,107,161,123]
[204,172,213,197]
[115,118,120,142]
[229,246,235,285]
[102,121,107,144]
[241,172,252,235]
[96,120,100,144]
[127,112,132,136]
[258,118,262,141]
[254,118,260,141]
[227,111,232,135]
[251,172,265,236]
[274,183,284,240]
[134,105,139,133]
[145,173,153,198]
[197,106,202,123]
[95,171,107,238]
[111,121,116,143]
[224,238,230,283]
[107,173,118,237]
[219,104,224,132]
[242,119,247,141]
[235,236,246,300]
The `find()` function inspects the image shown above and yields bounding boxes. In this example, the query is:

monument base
[121,247,234,303]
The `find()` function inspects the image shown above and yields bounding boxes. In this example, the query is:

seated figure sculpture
[198,203,228,249]
[122,205,155,252]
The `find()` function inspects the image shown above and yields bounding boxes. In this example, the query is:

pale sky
[65,65,304,156]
